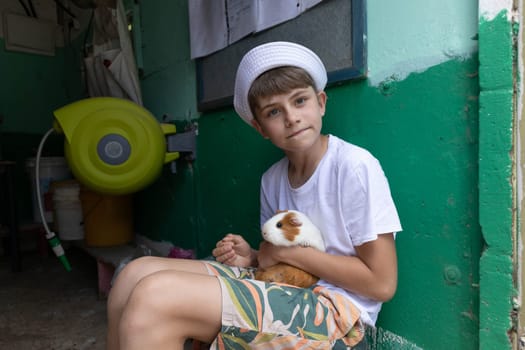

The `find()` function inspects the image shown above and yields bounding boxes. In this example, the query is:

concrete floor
[0,244,107,350]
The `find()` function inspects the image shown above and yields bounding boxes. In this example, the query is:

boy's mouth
[287,127,310,139]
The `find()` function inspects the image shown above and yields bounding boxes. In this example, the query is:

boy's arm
[259,233,397,301]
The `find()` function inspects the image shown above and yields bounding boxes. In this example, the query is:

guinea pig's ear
[276,209,287,214]
[288,214,303,227]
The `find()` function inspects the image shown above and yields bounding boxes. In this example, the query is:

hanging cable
[53,0,77,19]
[35,128,72,272]
[83,10,94,57]
[17,0,32,17]
[27,0,38,18]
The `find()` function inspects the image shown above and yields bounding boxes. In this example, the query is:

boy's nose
[283,109,299,126]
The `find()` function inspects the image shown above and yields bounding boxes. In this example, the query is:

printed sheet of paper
[227,0,257,44]
[188,0,228,59]
[189,0,323,59]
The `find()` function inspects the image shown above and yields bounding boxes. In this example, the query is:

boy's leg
[118,269,222,349]
[106,256,213,350]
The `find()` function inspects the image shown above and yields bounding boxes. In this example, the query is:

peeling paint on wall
[479,0,513,21]
[367,0,478,86]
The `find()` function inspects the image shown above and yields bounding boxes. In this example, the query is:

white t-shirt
[259,134,402,325]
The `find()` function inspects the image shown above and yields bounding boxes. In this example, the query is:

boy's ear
[317,91,327,116]
[251,118,269,139]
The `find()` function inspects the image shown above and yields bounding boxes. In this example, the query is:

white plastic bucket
[52,180,84,240]
[25,157,71,223]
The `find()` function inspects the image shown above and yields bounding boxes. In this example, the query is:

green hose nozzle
[47,233,72,272]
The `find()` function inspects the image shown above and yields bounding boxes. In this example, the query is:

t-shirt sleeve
[259,178,274,226]
[259,157,289,226]
[343,154,402,246]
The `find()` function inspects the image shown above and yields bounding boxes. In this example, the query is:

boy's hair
[248,66,315,120]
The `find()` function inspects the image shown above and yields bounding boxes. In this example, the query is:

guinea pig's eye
[276,222,282,228]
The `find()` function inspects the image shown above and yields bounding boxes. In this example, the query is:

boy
[106,41,402,349]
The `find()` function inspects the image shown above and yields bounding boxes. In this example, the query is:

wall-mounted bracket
[166,129,197,173]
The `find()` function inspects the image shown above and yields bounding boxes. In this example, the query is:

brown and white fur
[255,210,325,288]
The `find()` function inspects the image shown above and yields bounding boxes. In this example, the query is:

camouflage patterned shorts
[204,261,364,349]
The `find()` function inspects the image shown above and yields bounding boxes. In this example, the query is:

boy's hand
[257,241,286,268]
[212,234,257,267]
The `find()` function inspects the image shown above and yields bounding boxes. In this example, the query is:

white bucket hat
[233,41,327,126]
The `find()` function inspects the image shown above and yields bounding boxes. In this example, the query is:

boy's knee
[119,301,152,337]
[120,278,163,326]
[113,256,154,284]
[127,272,179,311]
[123,256,156,273]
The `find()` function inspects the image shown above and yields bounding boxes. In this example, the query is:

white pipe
[35,128,71,271]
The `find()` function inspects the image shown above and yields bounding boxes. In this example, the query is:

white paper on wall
[188,0,322,59]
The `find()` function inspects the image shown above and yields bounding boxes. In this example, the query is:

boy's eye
[295,97,306,106]
[267,108,280,117]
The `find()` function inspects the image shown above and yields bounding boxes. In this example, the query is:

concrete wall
[478,2,516,349]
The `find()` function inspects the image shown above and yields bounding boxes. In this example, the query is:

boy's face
[251,86,327,152]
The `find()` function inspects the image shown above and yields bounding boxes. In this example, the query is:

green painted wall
[0,41,85,133]
[478,10,515,350]
[328,59,481,349]
[138,0,198,121]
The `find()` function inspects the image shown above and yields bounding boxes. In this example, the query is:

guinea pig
[261,210,325,252]
[255,210,325,288]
